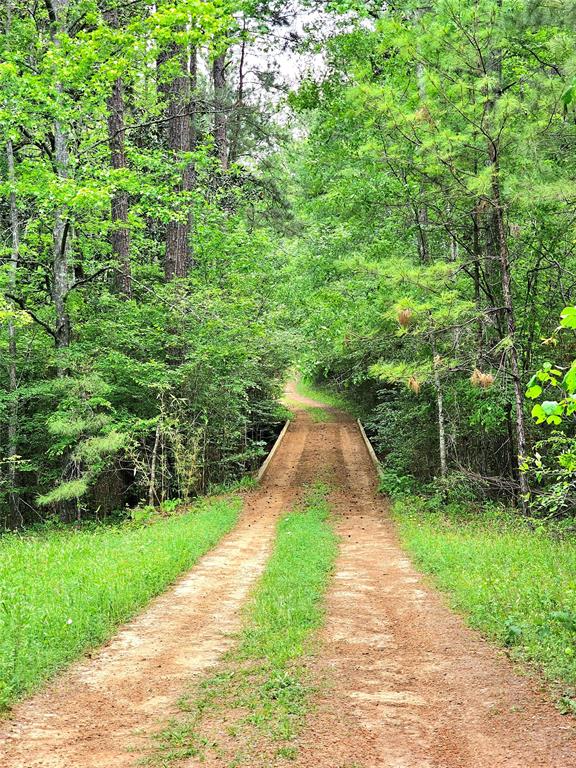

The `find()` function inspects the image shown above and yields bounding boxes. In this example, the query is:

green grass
[393,495,576,711]
[0,496,241,712]
[301,405,333,423]
[149,482,338,766]
[207,475,259,495]
[239,482,337,667]
[295,378,358,415]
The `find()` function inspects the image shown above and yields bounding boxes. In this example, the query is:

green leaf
[37,477,90,506]
[560,307,576,329]
[563,364,576,393]
[541,400,561,416]
[563,86,575,106]
[525,384,542,399]
[531,403,546,423]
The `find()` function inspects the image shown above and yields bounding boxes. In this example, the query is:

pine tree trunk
[483,3,528,508]
[431,334,448,479]
[414,28,429,263]
[212,52,228,170]
[472,202,484,362]
[489,150,529,507]
[6,139,22,528]
[415,205,430,263]
[163,44,192,280]
[105,8,131,297]
[188,46,197,265]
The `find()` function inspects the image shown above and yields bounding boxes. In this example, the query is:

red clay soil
[2,388,576,768]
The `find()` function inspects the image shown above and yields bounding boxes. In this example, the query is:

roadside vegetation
[149,482,338,766]
[0,496,241,712]
[0,0,295,530]
[393,494,576,712]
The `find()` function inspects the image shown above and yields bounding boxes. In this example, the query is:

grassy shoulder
[0,496,241,712]
[150,482,338,766]
[393,494,576,711]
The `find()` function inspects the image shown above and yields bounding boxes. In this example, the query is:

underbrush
[393,494,576,711]
[0,496,241,712]
[150,482,338,765]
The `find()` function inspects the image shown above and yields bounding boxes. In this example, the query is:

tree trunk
[188,46,197,265]
[46,0,75,523]
[482,1,528,508]
[5,139,22,528]
[163,44,192,280]
[189,46,197,152]
[53,116,71,356]
[489,151,530,506]
[148,422,161,507]
[472,202,484,363]
[46,0,72,361]
[414,27,429,263]
[228,22,246,166]
[212,52,228,171]
[449,232,458,262]
[105,8,131,297]
[431,334,448,479]
[415,204,430,263]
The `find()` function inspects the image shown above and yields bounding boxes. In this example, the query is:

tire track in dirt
[0,416,312,768]
[292,411,576,768]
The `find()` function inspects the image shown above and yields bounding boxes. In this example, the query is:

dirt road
[1,389,575,767]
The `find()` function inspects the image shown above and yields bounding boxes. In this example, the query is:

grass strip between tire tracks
[148,481,338,767]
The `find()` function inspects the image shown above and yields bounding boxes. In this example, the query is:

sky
[240,2,330,96]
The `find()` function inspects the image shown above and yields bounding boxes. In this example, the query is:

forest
[2,0,576,527]
[2,1,576,762]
